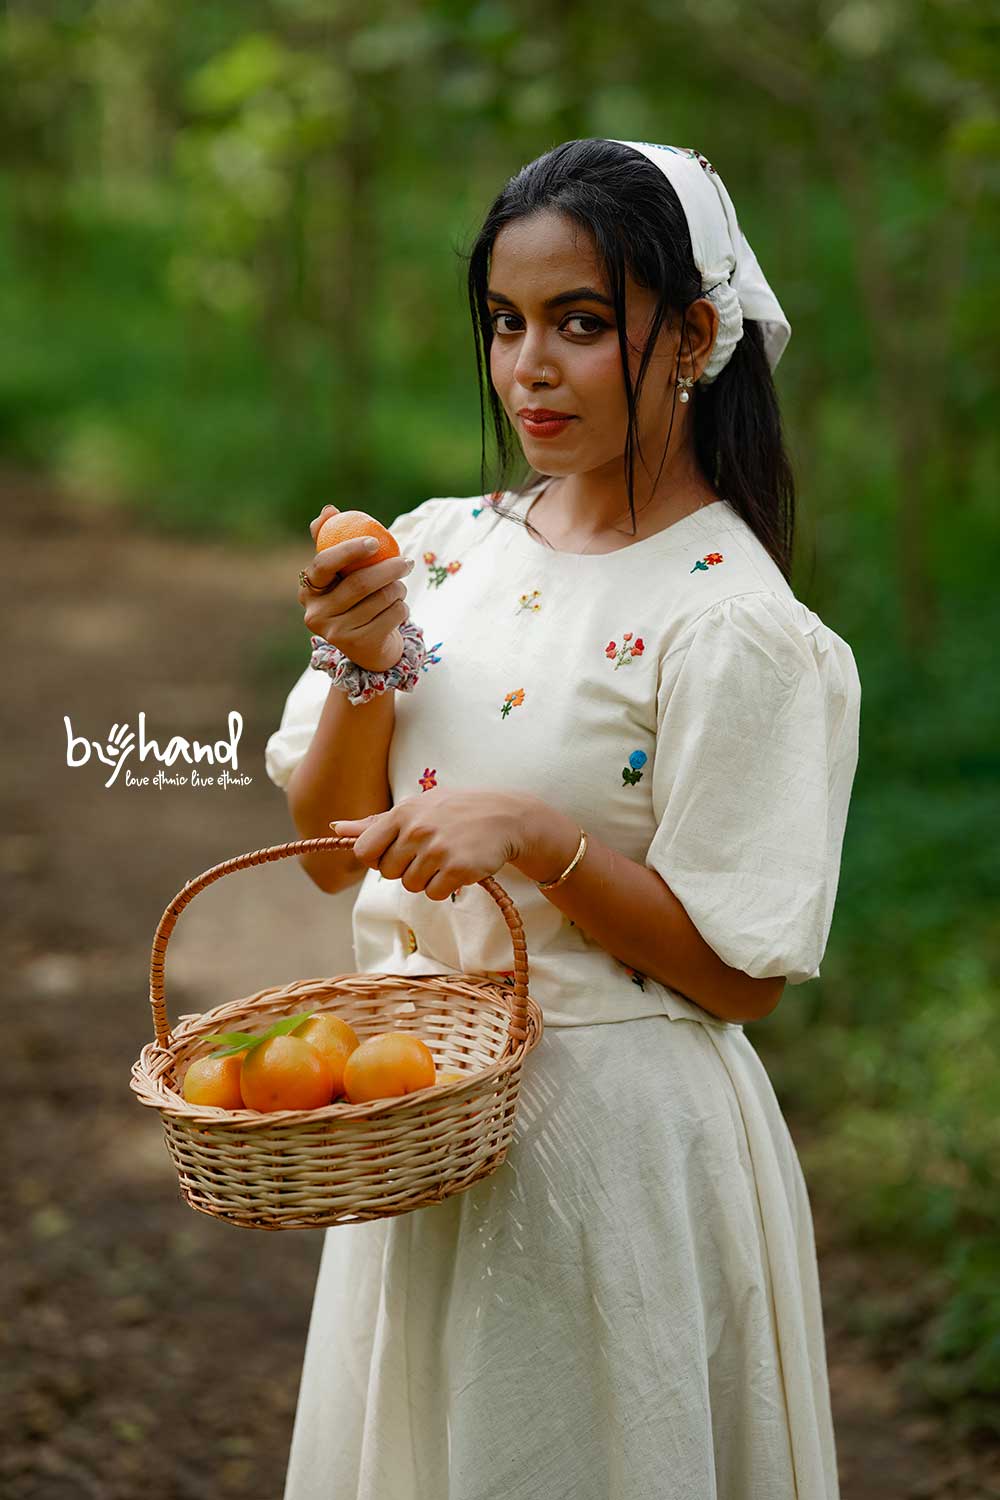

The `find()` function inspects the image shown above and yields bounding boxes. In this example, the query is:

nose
[510,330,557,391]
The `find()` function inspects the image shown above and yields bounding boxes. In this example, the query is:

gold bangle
[536,828,588,890]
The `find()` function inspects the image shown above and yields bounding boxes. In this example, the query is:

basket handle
[148,836,530,1050]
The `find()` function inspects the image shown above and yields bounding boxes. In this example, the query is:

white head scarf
[606,140,791,385]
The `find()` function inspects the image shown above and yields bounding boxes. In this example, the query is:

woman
[266,138,861,1500]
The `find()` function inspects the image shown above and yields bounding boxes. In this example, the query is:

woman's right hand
[298,505,414,674]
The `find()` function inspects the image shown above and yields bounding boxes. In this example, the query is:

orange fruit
[182,1050,246,1109]
[239,1035,335,1112]
[315,510,399,574]
[292,1014,360,1096]
[342,1032,436,1104]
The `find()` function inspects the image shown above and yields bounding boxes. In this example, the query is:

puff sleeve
[644,592,861,985]
[264,497,441,791]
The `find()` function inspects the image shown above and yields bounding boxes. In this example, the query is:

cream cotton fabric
[266,483,861,1499]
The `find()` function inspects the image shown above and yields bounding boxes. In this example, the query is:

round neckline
[502,480,730,560]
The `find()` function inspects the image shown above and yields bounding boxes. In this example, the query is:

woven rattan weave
[130,836,544,1230]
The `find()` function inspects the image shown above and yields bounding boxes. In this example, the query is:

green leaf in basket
[203,1013,316,1059]
[208,1039,262,1059]
[262,1011,315,1040]
[202,1030,260,1054]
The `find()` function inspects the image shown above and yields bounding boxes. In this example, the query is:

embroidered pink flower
[418,767,437,792]
[471,490,504,518]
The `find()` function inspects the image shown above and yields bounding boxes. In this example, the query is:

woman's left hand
[331,788,530,901]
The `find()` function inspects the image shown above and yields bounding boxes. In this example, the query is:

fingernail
[362,537,378,551]
[404,557,415,572]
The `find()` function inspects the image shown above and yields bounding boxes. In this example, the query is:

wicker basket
[130,835,544,1231]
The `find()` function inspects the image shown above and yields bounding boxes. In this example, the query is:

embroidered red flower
[606,634,645,668]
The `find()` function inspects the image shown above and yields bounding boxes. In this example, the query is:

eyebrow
[486,285,615,310]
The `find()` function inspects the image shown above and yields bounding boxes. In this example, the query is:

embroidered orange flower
[690,552,724,572]
[516,589,542,614]
[405,926,418,955]
[619,962,647,990]
[418,767,437,792]
[423,552,463,589]
[501,688,525,718]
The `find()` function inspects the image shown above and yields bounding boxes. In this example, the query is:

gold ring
[299,568,336,595]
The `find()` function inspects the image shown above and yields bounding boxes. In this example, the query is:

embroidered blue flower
[622,748,647,787]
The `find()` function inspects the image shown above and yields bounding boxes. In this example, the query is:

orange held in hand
[342,1032,437,1104]
[182,1050,247,1108]
[239,1035,335,1113]
[293,1014,360,1097]
[316,509,399,574]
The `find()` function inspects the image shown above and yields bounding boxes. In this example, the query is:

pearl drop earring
[677,375,695,404]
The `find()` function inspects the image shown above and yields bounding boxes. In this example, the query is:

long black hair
[458,137,796,580]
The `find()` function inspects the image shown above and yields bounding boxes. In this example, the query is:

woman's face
[487,209,713,482]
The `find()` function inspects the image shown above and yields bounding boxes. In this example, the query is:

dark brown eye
[489,313,606,336]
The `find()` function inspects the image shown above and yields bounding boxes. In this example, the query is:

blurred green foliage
[2,0,998,1434]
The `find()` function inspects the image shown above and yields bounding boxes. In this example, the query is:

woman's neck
[526,472,720,552]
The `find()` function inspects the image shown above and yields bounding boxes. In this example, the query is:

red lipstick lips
[518,408,577,439]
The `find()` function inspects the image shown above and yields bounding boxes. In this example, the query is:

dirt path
[2,469,996,1498]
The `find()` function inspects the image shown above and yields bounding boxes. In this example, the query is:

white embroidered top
[265,484,861,1031]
